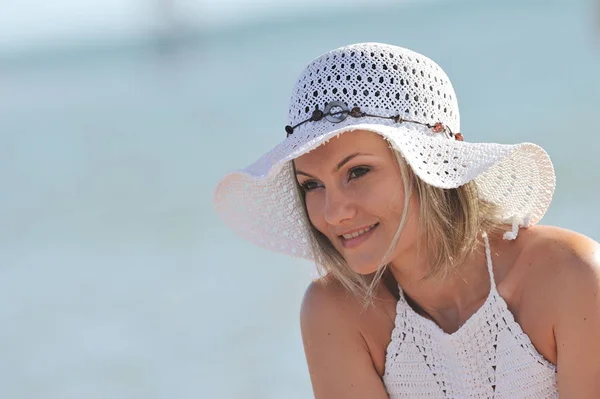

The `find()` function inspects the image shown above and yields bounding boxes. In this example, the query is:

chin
[347,258,384,276]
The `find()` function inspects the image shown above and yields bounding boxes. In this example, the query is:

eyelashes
[300,180,321,191]
[299,165,372,192]
[348,166,370,180]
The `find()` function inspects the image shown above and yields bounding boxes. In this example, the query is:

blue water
[1,1,599,398]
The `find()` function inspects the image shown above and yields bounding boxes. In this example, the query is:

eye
[300,180,323,192]
[348,166,371,180]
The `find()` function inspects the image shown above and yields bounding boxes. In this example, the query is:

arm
[550,233,600,397]
[300,279,390,399]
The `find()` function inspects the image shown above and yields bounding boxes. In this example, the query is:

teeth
[342,224,376,240]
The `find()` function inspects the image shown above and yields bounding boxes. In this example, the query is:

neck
[389,237,492,331]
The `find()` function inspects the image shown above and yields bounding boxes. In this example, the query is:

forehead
[294,130,391,169]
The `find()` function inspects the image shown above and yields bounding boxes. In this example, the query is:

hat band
[285,101,463,141]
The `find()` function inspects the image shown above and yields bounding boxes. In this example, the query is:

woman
[213,43,600,397]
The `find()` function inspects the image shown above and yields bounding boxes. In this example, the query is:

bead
[432,122,445,133]
[455,133,464,141]
[285,125,294,136]
[311,109,324,121]
[393,115,403,123]
[350,106,363,117]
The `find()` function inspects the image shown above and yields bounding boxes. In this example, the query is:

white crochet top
[383,235,558,398]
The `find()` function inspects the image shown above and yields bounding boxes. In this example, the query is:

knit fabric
[383,235,558,398]
[212,43,556,263]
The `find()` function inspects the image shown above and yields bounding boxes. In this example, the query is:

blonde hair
[295,147,505,305]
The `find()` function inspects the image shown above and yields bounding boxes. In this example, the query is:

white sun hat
[213,42,555,261]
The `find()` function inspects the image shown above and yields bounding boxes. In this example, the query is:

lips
[339,223,379,249]
[340,223,378,239]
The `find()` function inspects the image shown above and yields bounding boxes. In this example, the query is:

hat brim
[213,122,555,260]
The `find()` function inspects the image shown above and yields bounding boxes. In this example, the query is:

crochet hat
[213,42,555,261]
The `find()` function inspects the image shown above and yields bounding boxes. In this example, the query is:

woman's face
[294,130,420,275]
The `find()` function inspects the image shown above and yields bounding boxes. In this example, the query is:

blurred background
[1,0,599,398]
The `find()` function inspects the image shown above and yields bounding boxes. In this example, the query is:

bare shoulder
[492,225,600,365]
[300,275,395,398]
[515,226,600,339]
[301,274,360,322]
[515,226,600,395]
[301,274,395,346]
[300,275,362,349]
[516,225,600,284]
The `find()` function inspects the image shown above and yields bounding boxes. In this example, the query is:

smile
[339,223,379,248]
[341,224,377,239]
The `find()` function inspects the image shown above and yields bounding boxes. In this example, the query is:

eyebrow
[295,152,370,178]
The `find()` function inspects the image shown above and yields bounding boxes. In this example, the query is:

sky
[0,0,397,53]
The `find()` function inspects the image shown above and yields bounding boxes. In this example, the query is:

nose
[323,187,357,226]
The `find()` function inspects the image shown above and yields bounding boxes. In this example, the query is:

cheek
[366,179,406,221]
[304,193,327,233]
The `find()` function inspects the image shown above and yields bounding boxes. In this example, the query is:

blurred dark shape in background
[152,0,187,55]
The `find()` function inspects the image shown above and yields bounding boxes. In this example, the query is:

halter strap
[482,232,497,291]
